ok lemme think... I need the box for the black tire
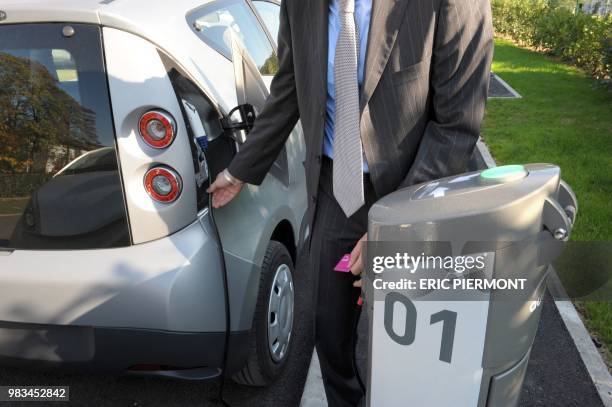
[232,241,295,386]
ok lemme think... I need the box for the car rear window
[0,24,131,250]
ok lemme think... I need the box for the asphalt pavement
[0,258,604,407]
[518,293,603,406]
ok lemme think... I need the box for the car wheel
[233,240,295,387]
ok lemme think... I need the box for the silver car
[0,0,308,386]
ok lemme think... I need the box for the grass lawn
[0,198,29,215]
[482,38,612,354]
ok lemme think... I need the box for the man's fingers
[213,192,223,209]
[213,190,231,208]
[221,190,235,206]
[207,172,232,194]
[211,190,223,208]
[211,184,242,209]
[350,254,363,276]
[348,233,367,269]
[353,279,362,288]
[348,252,359,269]
[348,243,362,269]
[206,177,221,193]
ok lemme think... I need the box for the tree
[0,51,98,175]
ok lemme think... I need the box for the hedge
[491,0,612,82]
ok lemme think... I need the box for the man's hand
[349,233,367,288]
[206,169,244,209]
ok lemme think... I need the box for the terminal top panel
[370,164,561,227]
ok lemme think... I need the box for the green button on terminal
[480,165,528,183]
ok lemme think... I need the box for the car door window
[253,1,280,43]
[190,0,278,75]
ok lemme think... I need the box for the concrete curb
[475,138,497,168]
[488,73,523,99]
[299,350,327,407]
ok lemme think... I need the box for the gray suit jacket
[229,0,493,210]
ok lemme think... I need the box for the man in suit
[208,0,493,405]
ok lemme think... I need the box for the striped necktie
[333,0,365,217]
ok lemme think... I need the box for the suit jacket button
[311,195,317,203]
[316,154,322,163]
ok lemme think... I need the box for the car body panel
[0,218,226,333]
[104,27,199,244]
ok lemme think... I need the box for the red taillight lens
[138,110,176,149]
[144,167,182,203]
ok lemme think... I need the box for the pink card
[334,254,352,273]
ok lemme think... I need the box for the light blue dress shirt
[324,0,372,172]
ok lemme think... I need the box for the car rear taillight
[138,110,176,148]
[144,166,182,203]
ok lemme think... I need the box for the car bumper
[0,217,250,376]
[0,320,249,378]
[0,218,226,331]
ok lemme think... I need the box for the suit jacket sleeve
[399,0,493,189]
[227,0,299,185]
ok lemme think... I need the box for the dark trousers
[310,157,377,407]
